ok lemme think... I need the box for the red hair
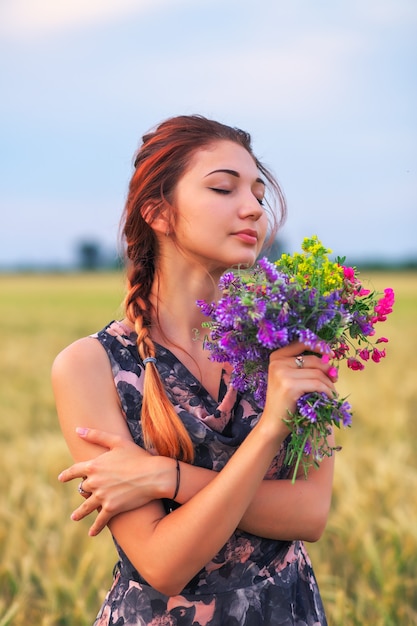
[122,115,286,462]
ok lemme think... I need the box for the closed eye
[209,187,264,206]
[209,187,230,195]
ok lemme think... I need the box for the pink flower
[373,288,395,322]
[359,348,370,361]
[343,266,355,281]
[372,348,386,363]
[384,287,395,303]
[347,357,365,371]
[376,337,389,343]
[334,343,349,359]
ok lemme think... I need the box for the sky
[0,0,416,268]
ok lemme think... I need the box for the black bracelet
[172,458,180,500]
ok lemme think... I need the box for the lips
[233,229,258,245]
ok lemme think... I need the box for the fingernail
[328,366,338,380]
[76,427,89,436]
[57,472,63,481]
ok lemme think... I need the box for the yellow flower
[275,235,344,294]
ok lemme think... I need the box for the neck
[149,253,222,349]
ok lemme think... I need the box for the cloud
[0,0,195,40]
[197,32,365,117]
[83,29,367,124]
[358,0,417,24]
[1,0,415,268]
[0,9,367,128]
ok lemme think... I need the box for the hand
[58,428,175,536]
[262,342,338,435]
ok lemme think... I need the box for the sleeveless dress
[92,320,328,626]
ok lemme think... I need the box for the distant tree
[75,239,123,271]
[76,240,102,271]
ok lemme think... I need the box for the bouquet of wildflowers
[197,236,394,481]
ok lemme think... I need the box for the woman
[53,115,336,625]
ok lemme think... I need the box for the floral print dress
[92,321,327,626]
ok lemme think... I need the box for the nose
[239,190,264,221]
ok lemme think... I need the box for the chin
[210,248,259,274]
[236,251,259,268]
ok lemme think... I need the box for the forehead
[185,140,259,178]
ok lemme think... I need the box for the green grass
[0,270,416,625]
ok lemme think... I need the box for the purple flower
[339,400,353,426]
[219,272,237,289]
[258,256,281,282]
[197,235,394,482]
[256,319,279,349]
[304,440,313,456]
[296,328,320,351]
[297,398,318,423]
[196,299,214,317]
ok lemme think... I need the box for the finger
[315,375,338,399]
[58,461,89,483]
[305,355,339,382]
[71,497,100,522]
[287,366,338,399]
[270,342,307,358]
[298,367,337,392]
[88,511,110,537]
[75,427,128,449]
[79,485,92,499]
[276,340,334,359]
[292,353,337,376]
[297,379,337,402]
[270,343,318,363]
[72,502,110,536]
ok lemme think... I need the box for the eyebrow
[205,168,265,185]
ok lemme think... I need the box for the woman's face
[172,140,269,274]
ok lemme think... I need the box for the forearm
[110,420,285,595]
[239,473,332,542]
[175,462,332,543]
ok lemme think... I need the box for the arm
[177,441,334,542]
[55,339,336,593]
[64,428,334,542]
[53,337,290,594]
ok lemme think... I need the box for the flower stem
[288,427,311,484]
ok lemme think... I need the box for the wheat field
[0,271,416,626]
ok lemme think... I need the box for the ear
[142,201,170,235]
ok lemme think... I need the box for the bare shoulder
[52,334,130,459]
[52,335,109,381]
[51,335,118,421]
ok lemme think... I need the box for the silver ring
[78,478,90,497]
[295,356,304,368]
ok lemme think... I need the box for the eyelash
[209,188,264,206]
[209,187,230,195]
